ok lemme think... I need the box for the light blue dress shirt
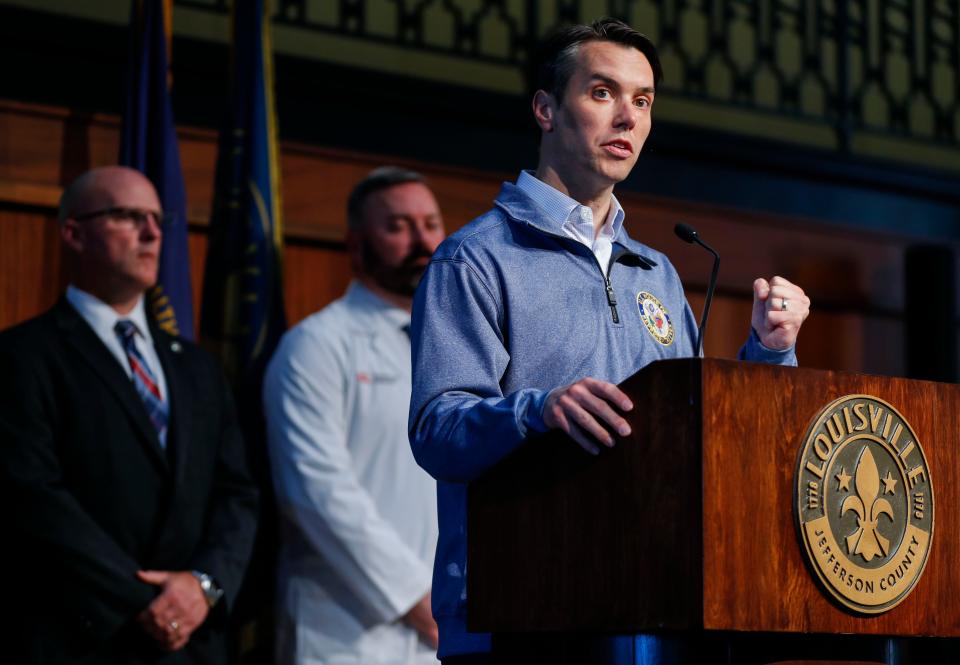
[516,170,625,273]
[65,284,169,404]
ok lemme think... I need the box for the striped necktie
[114,319,168,446]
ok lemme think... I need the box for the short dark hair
[530,17,662,104]
[347,166,426,230]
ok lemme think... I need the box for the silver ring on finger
[781,298,789,311]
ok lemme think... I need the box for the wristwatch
[191,570,224,608]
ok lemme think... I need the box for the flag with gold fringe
[200,1,285,660]
[200,0,285,383]
[120,0,194,339]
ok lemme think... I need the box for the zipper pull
[604,279,620,324]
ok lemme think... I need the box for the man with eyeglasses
[0,165,258,665]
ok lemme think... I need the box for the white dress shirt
[264,281,438,665]
[516,169,625,274]
[65,285,169,403]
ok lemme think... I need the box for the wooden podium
[467,359,960,655]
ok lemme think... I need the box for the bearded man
[264,166,447,664]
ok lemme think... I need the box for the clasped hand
[136,570,209,652]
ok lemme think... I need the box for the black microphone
[674,223,720,357]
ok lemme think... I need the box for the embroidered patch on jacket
[636,291,675,346]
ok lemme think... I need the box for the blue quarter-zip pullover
[409,181,795,657]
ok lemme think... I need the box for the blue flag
[200,5,286,657]
[119,0,194,340]
[201,0,285,389]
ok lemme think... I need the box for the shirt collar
[344,280,412,329]
[66,284,153,343]
[515,170,625,240]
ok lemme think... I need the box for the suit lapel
[54,299,169,471]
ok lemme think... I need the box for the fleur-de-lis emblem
[841,446,894,562]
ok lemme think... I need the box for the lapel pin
[170,341,182,353]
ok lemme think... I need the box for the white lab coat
[265,282,438,665]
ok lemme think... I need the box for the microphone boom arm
[674,223,720,358]
[695,237,720,358]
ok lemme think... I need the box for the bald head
[59,166,164,313]
[58,166,160,224]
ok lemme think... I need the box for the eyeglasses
[72,207,173,230]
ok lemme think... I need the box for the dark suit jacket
[0,298,259,664]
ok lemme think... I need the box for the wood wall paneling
[0,210,67,326]
[0,99,925,378]
[282,243,352,326]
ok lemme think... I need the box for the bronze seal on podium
[795,395,934,613]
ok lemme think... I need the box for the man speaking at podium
[408,18,811,664]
